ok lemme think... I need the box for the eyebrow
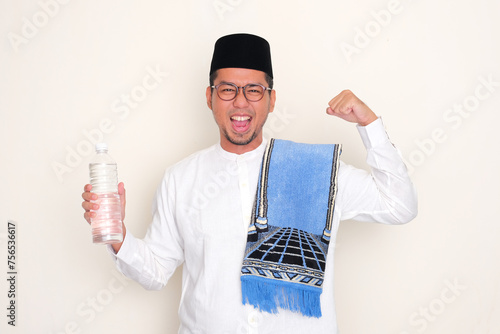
[218,81,264,86]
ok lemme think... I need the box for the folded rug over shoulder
[241,138,342,318]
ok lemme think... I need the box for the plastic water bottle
[89,143,123,244]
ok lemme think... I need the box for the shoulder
[163,144,219,180]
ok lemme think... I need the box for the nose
[233,87,249,107]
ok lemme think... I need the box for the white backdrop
[1,0,499,333]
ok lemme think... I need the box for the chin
[227,132,256,146]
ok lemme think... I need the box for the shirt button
[248,311,262,328]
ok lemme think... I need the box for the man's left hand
[326,90,378,126]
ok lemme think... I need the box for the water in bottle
[89,143,123,244]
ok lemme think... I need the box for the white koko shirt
[109,118,418,334]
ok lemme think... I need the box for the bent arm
[107,174,184,290]
[338,118,418,224]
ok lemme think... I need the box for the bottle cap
[95,143,108,152]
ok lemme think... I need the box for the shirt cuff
[356,117,390,149]
[106,230,134,261]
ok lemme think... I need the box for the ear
[206,86,213,110]
[268,89,276,113]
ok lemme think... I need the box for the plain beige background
[1,0,499,333]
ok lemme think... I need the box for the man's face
[206,68,276,154]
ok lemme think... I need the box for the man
[82,33,417,333]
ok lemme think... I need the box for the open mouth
[230,115,251,132]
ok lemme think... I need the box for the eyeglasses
[211,82,272,102]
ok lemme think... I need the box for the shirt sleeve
[336,117,418,224]
[106,170,185,290]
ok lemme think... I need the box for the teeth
[231,116,250,121]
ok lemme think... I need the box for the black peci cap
[209,33,273,78]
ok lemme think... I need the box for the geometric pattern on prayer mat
[241,225,327,288]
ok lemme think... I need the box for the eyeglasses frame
[210,82,273,102]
